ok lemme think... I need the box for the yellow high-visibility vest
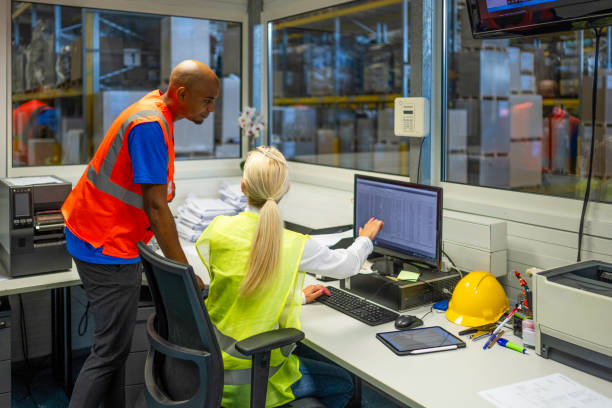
[196,212,307,407]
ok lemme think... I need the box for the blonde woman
[196,146,383,408]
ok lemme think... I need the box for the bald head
[165,60,219,124]
[169,60,219,92]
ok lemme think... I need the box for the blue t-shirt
[66,122,168,264]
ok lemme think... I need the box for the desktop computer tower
[341,269,461,312]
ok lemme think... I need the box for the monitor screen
[353,175,442,267]
[466,0,612,38]
[13,191,30,217]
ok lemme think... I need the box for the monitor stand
[342,255,461,311]
[370,255,427,276]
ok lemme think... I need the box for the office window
[268,0,430,176]
[444,0,612,202]
[11,2,241,167]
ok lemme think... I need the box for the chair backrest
[138,241,223,407]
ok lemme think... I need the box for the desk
[299,275,612,407]
[0,242,207,397]
[0,264,81,394]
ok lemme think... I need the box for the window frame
[261,0,438,186]
[438,0,612,242]
[3,0,249,181]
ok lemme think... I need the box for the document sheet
[478,373,611,408]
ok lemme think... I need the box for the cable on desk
[442,250,464,278]
[419,306,433,321]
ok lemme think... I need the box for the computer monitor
[465,0,612,39]
[353,175,443,270]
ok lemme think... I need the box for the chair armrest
[146,314,210,362]
[235,328,304,356]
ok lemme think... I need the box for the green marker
[497,338,526,354]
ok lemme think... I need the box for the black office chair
[137,242,324,408]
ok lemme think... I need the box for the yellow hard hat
[446,271,509,327]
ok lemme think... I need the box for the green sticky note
[397,270,421,282]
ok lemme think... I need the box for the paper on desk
[478,373,611,408]
[5,176,62,186]
[309,229,353,248]
[397,270,420,282]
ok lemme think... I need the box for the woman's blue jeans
[291,356,354,408]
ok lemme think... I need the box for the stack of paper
[219,181,247,211]
[176,193,238,242]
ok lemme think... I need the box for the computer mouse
[394,315,423,330]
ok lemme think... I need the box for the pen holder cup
[525,289,532,311]
[512,310,533,338]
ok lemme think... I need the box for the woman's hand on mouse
[303,284,331,303]
[358,217,384,241]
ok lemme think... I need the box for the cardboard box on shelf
[510,140,542,188]
[543,113,573,174]
[317,129,337,154]
[582,72,612,124]
[376,108,395,144]
[338,118,356,153]
[508,47,520,94]
[520,75,536,93]
[447,152,468,184]
[520,51,534,74]
[161,17,211,84]
[480,99,510,154]
[61,129,85,165]
[455,49,510,97]
[222,25,241,76]
[27,139,56,166]
[363,44,393,94]
[221,75,241,144]
[447,109,468,151]
[12,45,25,93]
[479,155,510,188]
[306,44,334,96]
[277,106,317,151]
[580,124,607,178]
[356,117,375,152]
[509,94,543,140]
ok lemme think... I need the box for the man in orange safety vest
[62,60,218,408]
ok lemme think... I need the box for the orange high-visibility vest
[62,90,175,259]
[12,99,53,163]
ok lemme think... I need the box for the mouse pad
[376,326,465,355]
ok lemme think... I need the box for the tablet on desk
[376,326,466,355]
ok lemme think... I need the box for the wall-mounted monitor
[465,0,612,38]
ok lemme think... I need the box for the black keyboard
[315,286,399,326]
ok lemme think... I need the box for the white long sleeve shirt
[198,206,373,279]
[245,205,373,279]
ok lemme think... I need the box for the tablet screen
[378,327,464,353]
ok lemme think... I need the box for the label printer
[0,177,72,277]
[533,260,612,381]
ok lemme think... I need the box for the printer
[0,177,72,277]
[533,260,612,381]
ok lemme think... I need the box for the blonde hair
[240,146,289,297]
